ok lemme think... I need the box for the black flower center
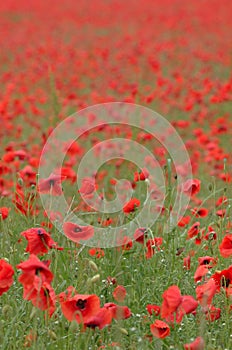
[43,288,50,297]
[35,268,42,275]
[76,299,87,310]
[221,277,230,288]
[74,226,82,233]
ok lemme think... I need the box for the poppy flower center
[35,268,42,275]
[203,260,210,265]
[37,229,43,236]
[43,288,50,297]
[49,179,55,186]
[221,277,230,288]
[74,226,82,233]
[76,299,87,309]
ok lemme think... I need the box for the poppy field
[1,1,232,349]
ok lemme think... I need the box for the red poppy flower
[88,248,105,258]
[216,209,226,217]
[187,222,200,239]
[134,227,147,244]
[146,237,163,259]
[146,304,160,316]
[24,330,37,347]
[150,320,170,339]
[60,166,77,183]
[117,236,133,250]
[123,198,140,214]
[161,285,182,319]
[219,234,232,258]
[78,177,96,197]
[60,292,100,324]
[0,259,14,296]
[38,173,65,196]
[191,207,208,217]
[161,285,198,322]
[84,307,112,330]
[28,280,56,317]
[17,255,53,300]
[183,179,201,196]
[196,278,217,306]
[194,265,209,283]
[0,207,10,220]
[63,222,94,243]
[198,256,217,268]
[204,226,217,241]
[203,305,221,322]
[178,215,191,227]
[113,285,127,302]
[21,227,62,255]
[211,266,232,291]
[178,295,198,320]
[183,256,191,270]
[216,196,228,206]
[104,302,132,320]
[134,168,149,181]
[184,336,204,350]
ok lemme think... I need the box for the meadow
[0,1,232,349]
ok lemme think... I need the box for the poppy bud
[118,327,128,335]
[48,330,57,340]
[90,274,100,284]
[2,305,12,317]
[88,260,98,272]
[18,177,24,186]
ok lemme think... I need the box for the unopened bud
[17,177,24,186]
[88,260,98,272]
[2,305,12,317]
[90,274,100,284]
[118,327,128,335]
[48,330,57,340]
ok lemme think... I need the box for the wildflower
[150,320,170,339]
[21,227,62,255]
[0,260,14,296]
[123,198,140,214]
[113,285,127,302]
[63,222,94,242]
[219,234,232,258]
